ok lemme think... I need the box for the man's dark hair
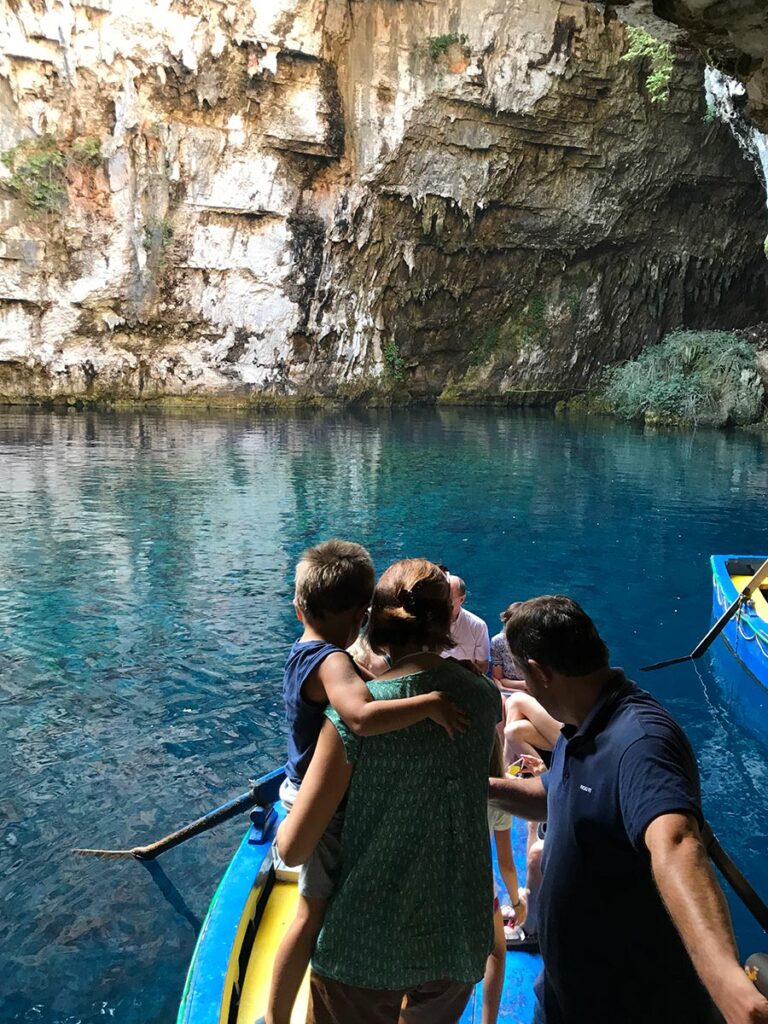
[504,596,609,677]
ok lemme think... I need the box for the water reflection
[1,407,767,1021]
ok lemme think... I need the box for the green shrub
[70,136,102,165]
[602,330,764,426]
[382,340,406,383]
[621,26,674,104]
[429,33,468,61]
[1,136,66,211]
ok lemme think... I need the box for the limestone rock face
[645,0,768,134]
[0,0,766,404]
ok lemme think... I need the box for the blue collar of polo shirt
[562,669,633,751]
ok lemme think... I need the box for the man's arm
[277,719,352,866]
[319,654,468,739]
[646,813,768,1024]
[488,775,548,821]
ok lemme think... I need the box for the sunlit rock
[0,0,766,404]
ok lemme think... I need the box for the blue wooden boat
[177,768,541,1024]
[711,555,768,692]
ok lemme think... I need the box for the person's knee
[504,718,528,743]
[296,896,327,932]
[505,692,528,722]
[527,839,544,873]
[488,938,506,967]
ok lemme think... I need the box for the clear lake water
[1,406,767,1022]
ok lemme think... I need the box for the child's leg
[505,693,561,747]
[503,717,544,763]
[523,829,544,936]
[267,895,327,1024]
[481,907,507,1024]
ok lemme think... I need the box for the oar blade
[72,847,141,858]
[641,654,692,672]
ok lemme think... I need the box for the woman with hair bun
[277,558,501,1024]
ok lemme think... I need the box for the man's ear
[527,659,552,688]
[293,600,304,624]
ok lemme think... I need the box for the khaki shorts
[277,776,344,900]
[307,971,473,1024]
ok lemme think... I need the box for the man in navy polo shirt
[489,595,768,1024]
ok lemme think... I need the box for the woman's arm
[276,720,353,867]
[491,665,527,692]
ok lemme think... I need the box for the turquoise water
[1,407,767,1023]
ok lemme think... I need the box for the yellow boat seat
[237,880,309,1024]
[730,575,768,624]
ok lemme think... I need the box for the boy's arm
[318,653,468,739]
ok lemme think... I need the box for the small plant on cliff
[428,33,468,61]
[602,330,763,427]
[1,136,67,212]
[70,136,102,165]
[382,341,406,383]
[621,26,674,104]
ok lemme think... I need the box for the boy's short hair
[367,559,453,653]
[504,595,609,677]
[294,539,374,622]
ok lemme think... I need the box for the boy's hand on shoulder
[427,691,469,739]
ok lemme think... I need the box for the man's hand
[721,968,768,1024]
[426,691,469,739]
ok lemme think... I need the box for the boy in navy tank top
[267,540,467,1024]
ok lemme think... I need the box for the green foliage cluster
[621,26,674,104]
[602,330,764,426]
[1,136,66,212]
[469,294,549,367]
[70,136,102,165]
[382,340,406,383]
[428,33,468,61]
[2,134,103,213]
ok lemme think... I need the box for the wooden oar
[642,557,768,672]
[703,823,768,932]
[73,767,283,860]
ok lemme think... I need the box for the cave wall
[0,0,766,404]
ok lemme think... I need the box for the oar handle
[132,788,264,860]
[746,954,768,998]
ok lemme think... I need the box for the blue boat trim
[177,770,284,1024]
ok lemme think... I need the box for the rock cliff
[613,1,768,135]
[0,0,766,404]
